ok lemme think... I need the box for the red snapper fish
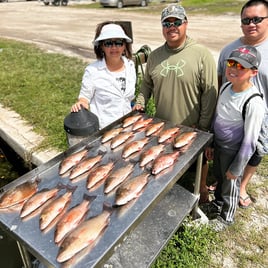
[145,121,165,136]
[54,195,96,244]
[87,162,115,190]
[69,154,103,180]
[139,144,165,167]
[57,203,113,263]
[110,131,134,149]
[122,114,142,128]
[104,163,134,194]
[132,117,153,131]
[101,127,123,143]
[115,173,150,206]
[152,151,180,175]
[158,127,180,143]
[39,187,76,231]
[174,131,197,148]
[20,186,60,218]
[59,148,89,175]
[122,137,150,159]
[0,178,39,209]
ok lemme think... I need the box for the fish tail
[57,182,69,190]
[103,202,113,215]
[98,147,107,155]
[66,184,78,193]
[82,194,97,203]
[34,176,42,185]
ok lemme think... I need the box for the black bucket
[64,107,99,147]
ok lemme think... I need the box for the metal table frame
[0,114,212,267]
[13,152,204,268]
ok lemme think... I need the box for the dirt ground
[0,0,242,62]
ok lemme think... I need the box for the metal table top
[0,113,213,267]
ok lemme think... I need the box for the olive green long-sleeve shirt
[136,37,218,131]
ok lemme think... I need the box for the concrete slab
[0,104,60,166]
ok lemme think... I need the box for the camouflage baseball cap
[161,4,187,22]
[227,45,261,69]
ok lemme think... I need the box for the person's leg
[240,165,257,201]
[221,176,240,223]
[199,161,209,203]
[215,148,239,224]
[199,149,223,219]
[239,152,262,208]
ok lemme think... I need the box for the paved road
[0,1,242,61]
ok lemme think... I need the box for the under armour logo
[160,59,186,77]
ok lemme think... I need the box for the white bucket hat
[93,24,132,46]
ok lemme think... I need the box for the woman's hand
[132,104,144,112]
[71,99,88,112]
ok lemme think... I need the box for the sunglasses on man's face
[241,16,268,25]
[103,39,124,48]
[226,60,247,70]
[162,19,185,28]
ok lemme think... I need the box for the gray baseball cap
[161,4,187,22]
[227,45,261,69]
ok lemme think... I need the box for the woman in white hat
[71,21,136,129]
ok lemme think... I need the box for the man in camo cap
[134,3,217,129]
[161,3,187,22]
[134,4,218,203]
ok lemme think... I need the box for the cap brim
[227,57,254,69]
[161,15,185,22]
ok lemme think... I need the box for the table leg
[16,241,32,268]
[192,152,203,219]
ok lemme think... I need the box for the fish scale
[59,148,89,175]
[39,189,74,231]
[158,127,180,143]
[87,162,115,189]
[101,127,123,143]
[115,173,150,206]
[57,204,113,263]
[122,114,142,128]
[69,154,103,180]
[145,121,165,136]
[110,132,134,149]
[139,144,165,167]
[152,151,180,175]
[104,163,134,194]
[20,187,60,218]
[174,131,197,148]
[122,137,150,159]
[132,118,153,131]
[0,179,39,209]
[54,195,96,244]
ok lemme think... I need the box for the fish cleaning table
[0,114,213,267]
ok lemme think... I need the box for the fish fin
[103,202,113,214]
[84,144,93,151]
[129,158,138,165]
[82,194,97,203]
[34,176,42,185]
[98,147,107,155]
[42,202,70,234]
[57,182,69,190]
[66,184,78,193]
